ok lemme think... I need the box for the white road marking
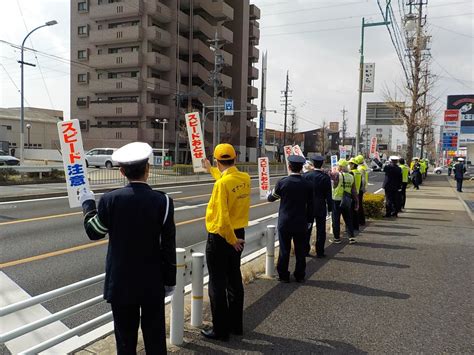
[374,188,384,194]
[174,203,208,211]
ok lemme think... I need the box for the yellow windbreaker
[206,166,251,245]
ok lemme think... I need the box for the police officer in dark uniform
[303,155,332,258]
[79,142,176,355]
[268,155,313,282]
[454,157,467,192]
[383,156,403,217]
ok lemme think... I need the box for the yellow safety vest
[351,169,362,193]
[400,164,409,183]
[332,172,354,201]
[358,165,369,190]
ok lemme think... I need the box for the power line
[0,63,31,106]
[431,24,474,38]
[431,57,472,90]
[265,1,367,16]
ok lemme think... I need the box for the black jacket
[303,169,333,217]
[383,164,403,191]
[453,162,466,179]
[268,174,313,234]
[82,182,176,304]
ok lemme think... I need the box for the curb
[446,176,474,222]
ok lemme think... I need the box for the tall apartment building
[71,0,260,163]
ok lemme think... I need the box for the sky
[0,0,472,144]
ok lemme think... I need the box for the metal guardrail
[1,215,279,353]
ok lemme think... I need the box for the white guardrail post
[190,252,204,327]
[265,225,276,277]
[170,248,185,345]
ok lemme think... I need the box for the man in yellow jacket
[201,143,251,341]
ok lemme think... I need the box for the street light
[355,17,390,156]
[19,20,58,165]
[156,119,168,169]
[26,123,31,148]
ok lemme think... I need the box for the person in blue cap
[303,155,332,258]
[79,142,176,354]
[268,155,313,282]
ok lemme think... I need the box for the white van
[85,148,118,169]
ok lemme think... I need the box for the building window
[6,125,12,130]
[78,26,88,36]
[78,50,87,60]
[77,97,88,107]
[78,73,88,83]
[116,132,123,139]
[78,1,88,12]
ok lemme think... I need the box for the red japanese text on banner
[292,145,304,157]
[57,119,90,208]
[369,137,377,158]
[185,112,206,172]
[258,157,270,200]
[283,145,292,175]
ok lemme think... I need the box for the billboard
[447,95,474,135]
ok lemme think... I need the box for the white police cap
[112,142,152,165]
[389,156,400,161]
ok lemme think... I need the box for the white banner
[283,145,293,175]
[185,112,206,173]
[362,63,375,92]
[57,119,90,208]
[292,144,305,157]
[258,157,270,200]
[339,145,347,159]
[369,136,377,158]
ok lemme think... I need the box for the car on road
[0,151,20,166]
[434,165,471,178]
[85,148,118,169]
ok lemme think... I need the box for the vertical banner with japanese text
[330,154,338,173]
[57,119,90,208]
[362,63,375,92]
[339,145,347,159]
[185,112,206,172]
[258,157,270,200]
[369,137,377,158]
[292,144,304,157]
[283,145,293,175]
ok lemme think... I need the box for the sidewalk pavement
[447,175,474,220]
[76,175,473,354]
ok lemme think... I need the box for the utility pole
[258,51,268,158]
[209,30,225,152]
[290,108,297,144]
[341,107,348,146]
[174,0,181,164]
[281,71,292,146]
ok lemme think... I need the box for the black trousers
[400,182,408,209]
[278,229,306,281]
[306,215,327,256]
[385,189,398,216]
[456,178,463,192]
[332,200,354,239]
[111,302,166,355]
[351,198,359,231]
[206,229,244,336]
[358,190,366,226]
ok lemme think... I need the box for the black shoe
[316,254,326,258]
[295,278,305,283]
[201,329,229,341]
[230,329,243,336]
[278,277,290,283]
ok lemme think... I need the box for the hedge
[363,193,385,219]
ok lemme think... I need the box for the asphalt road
[0,172,384,331]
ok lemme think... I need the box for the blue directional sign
[224,99,234,116]
[258,113,264,147]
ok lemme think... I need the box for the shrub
[363,193,385,219]
[0,168,19,182]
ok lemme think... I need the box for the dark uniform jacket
[303,169,333,217]
[454,162,466,179]
[268,174,313,234]
[383,164,402,191]
[82,182,176,304]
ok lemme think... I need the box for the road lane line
[374,188,384,194]
[0,202,273,268]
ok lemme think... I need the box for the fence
[0,216,279,354]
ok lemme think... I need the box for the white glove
[79,188,95,205]
[165,285,175,298]
[307,223,313,230]
[266,189,273,198]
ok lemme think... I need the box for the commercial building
[264,128,304,161]
[446,94,474,161]
[0,107,63,154]
[71,0,260,163]
[302,128,339,159]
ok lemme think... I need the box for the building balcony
[193,16,233,43]
[89,26,142,45]
[199,0,234,21]
[192,86,213,106]
[145,78,171,95]
[89,0,144,20]
[181,62,232,89]
[89,78,142,94]
[250,4,261,20]
[147,1,172,23]
[249,23,260,40]
[145,103,170,118]
[249,46,259,62]
[249,66,259,80]
[89,52,142,69]
[89,102,142,117]
[146,26,171,47]
[247,121,258,137]
[247,103,258,118]
[146,52,171,71]
[248,86,258,99]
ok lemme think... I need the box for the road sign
[224,99,234,116]
[362,63,375,92]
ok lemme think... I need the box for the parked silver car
[85,148,118,169]
[0,151,20,166]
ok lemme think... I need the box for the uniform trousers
[305,215,327,256]
[111,302,166,355]
[332,200,354,240]
[277,229,306,281]
[206,229,244,336]
[385,189,398,216]
[400,182,408,209]
[358,190,366,226]
[456,178,463,192]
[351,198,359,231]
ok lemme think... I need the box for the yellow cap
[348,158,357,164]
[355,155,364,164]
[213,143,236,160]
[337,159,349,167]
